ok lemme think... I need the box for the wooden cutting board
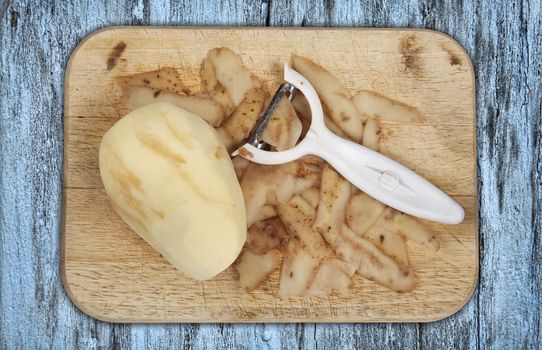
[62,27,478,323]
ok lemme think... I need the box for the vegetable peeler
[233,64,464,225]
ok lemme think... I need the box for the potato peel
[241,162,312,227]
[336,225,418,292]
[262,96,303,151]
[277,196,332,259]
[120,86,225,127]
[313,165,351,246]
[292,55,363,142]
[201,56,235,116]
[305,259,357,297]
[116,67,186,95]
[206,48,262,106]
[253,205,278,223]
[363,225,409,266]
[300,187,320,208]
[352,90,425,123]
[246,218,287,254]
[218,87,268,151]
[362,117,381,151]
[236,249,282,291]
[278,238,322,296]
[346,192,386,236]
[375,209,440,251]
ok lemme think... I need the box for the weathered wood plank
[0,1,269,349]
[472,0,542,348]
[0,0,540,349]
[268,1,542,349]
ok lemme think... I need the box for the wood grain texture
[62,27,477,323]
[0,0,540,349]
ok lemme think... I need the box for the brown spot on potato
[161,117,194,149]
[400,35,422,76]
[137,132,186,165]
[107,152,147,219]
[151,208,165,219]
[106,41,127,70]
[153,89,161,98]
[214,146,224,159]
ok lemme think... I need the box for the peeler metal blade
[246,83,296,150]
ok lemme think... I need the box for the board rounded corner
[61,262,122,324]
[423,266,479,323]
[417,29,475,82]
[64,26,130,91]
[62,28,480,323]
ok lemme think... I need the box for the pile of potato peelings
[116,48,439,296]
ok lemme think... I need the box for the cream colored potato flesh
[99,102,246,280]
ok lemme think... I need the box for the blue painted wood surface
[0,0,540,348]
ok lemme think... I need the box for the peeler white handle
[238,128,464,224]
[306,128,465,224]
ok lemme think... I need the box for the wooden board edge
[61,27,479,323]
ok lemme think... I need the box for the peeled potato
[99,102,246,280]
